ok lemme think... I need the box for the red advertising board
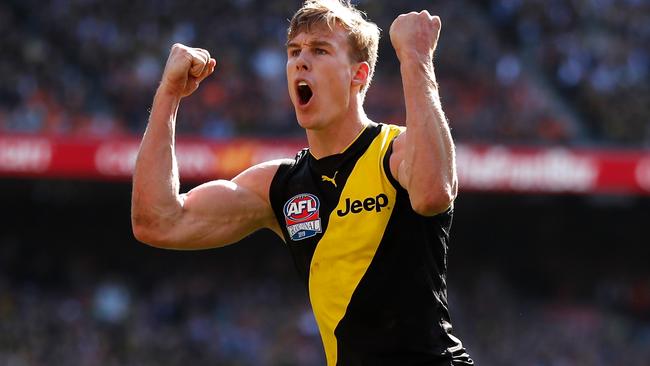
[456,145,650,195]
[1,134,649,195]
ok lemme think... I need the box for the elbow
[130,193,185,248]
[132,222,154,245]
[131,214,169,248]
[410,183,457,217]
[132,221,157,247]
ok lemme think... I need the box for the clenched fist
[389,11,441,64]
[160,43,217,98]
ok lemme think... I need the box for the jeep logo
[336,193,389,217]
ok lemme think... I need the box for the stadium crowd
[483,0,650,145]
[1,0,650,365]
[1,233,649,366]
[0,247,325,366]
[2,0,646,145]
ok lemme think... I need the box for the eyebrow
[286,40,334,49]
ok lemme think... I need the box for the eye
[289,49,300,57]
[315,48,328,55]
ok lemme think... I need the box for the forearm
[400,58,457,213]
[131,87,184,236]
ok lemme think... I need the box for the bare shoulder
[232,158,294,204]
[183,158,291,214]
[174,158,292,247]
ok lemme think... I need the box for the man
[131,0,473,365]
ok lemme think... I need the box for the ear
[351,62,370,89]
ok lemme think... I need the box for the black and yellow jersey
[269,123,473,366]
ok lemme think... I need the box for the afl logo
[283,193,322,241]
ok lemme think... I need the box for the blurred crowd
[1,243,649,366]
[483,0,650,145]
[0,230,326,366]
[1,176,650,365]
[456,271,650,366]
[1,0,646,145]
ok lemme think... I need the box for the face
[286,24,364,130]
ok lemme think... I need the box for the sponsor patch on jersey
[283,193,322,241]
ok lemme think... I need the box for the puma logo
[321,171,338,188]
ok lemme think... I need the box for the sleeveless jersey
[269,123,473,366]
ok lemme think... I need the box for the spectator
[7,0,637,145]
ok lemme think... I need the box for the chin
[296,117,318,130]
[294,111,321,130]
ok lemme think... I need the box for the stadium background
[1,0,649,365]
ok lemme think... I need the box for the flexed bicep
[167,180,273,249]
[133,160,286,250]
[389,11,457,217]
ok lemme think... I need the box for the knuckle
[195,49,209,61]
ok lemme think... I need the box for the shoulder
[233,158,294,183]
[383,123,406,135]
[250,158,295,172]
[378,123,406,152]
[376,123,406,150]
[384,123,406,144]
[232,158,294,204]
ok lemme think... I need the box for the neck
[306,106,370,159]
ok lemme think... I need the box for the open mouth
[297,81,313,105]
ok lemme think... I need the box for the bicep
[389,128,456,216]
[163,161,285,250]
[170,179,272,249]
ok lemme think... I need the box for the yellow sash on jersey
[309,124,403,366]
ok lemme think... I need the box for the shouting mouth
[297,81,313,106]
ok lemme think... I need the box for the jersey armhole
[382,137,405,193]
[269,149,308,243]
[269,149,306,203]
[381,128,455,217]
[269,161,293,243]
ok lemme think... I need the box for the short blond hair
[287,0,380,98]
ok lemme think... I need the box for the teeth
[298,81,307,86]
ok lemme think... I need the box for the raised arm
[131,43,282,250]
[388,11,458,216]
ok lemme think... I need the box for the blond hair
[287,0,380,98]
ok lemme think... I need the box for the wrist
[157,80,184,99]
[399,57,436,84]
[152,84,182,118]
[396,48,433,65]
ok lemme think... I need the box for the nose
[295,52,310,71]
